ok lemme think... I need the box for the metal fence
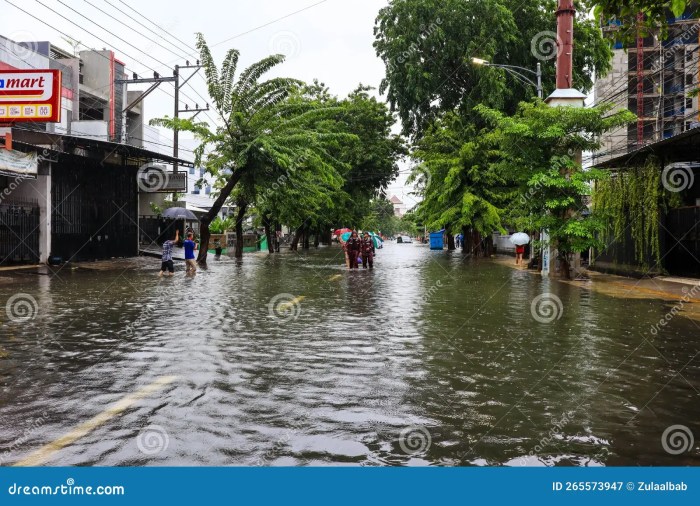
[0,200,40,264]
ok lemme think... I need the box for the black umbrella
[162,207,198,220]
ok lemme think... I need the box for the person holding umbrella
[510,232,530,266]
[346,230,362,269]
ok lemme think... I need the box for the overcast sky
[4,0,418,207]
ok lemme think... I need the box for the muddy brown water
[1,243,698,466]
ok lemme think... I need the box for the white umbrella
[509,232,530,246]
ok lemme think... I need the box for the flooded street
[1,243,699,466]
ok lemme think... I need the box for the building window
[687,98,694,109]
[199,167,205,177]
[189,167,195,175]
[687,51,693,62]
[192,187,200,195]
[205,186,211,195]
[686,121,692,131]
[686,74,694,85]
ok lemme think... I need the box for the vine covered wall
[593,156,680,269]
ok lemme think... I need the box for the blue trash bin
[429,230,444,250]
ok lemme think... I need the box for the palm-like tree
[152,33,349,262]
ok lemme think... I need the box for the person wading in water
[361,231,375,269]
[346,230,362,269]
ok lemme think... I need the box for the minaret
[545,0,586,106]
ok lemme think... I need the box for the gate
[664,207,700,277]
[51,160,138,261]
[0,200,40,264]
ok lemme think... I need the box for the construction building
[594,11,700,164]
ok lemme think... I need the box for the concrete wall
[71,120,109,141]
[78,50,112,102]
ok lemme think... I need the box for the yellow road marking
[328,274,343,281]
[13,375,177,467]
[278,295,305,310]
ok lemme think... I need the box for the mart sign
[0,69,61,122]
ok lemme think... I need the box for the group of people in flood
[343,230,376,269]
[158,228,198,277]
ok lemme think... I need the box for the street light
[471,57,542,99]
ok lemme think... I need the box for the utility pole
[117,61,208,174]
[173,62,208,175]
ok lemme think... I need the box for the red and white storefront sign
[0,69,62,122]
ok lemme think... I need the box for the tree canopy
[374,0,613,138]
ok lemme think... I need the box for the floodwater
[1,242,699,466]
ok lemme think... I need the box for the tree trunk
[290,224,304,250]
[234,200,248,259]
[464,228,474,256]
[313,228,320,248]
[560,254,571,279]
[197,169,246,264]
[302,225,310,249]
[274,222,281,252]
[447,233,455,250]
[484,234,494,256]
[262,213,274,253]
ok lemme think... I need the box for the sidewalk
[492,254,700,321]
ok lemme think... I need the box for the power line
[82,0,190,62]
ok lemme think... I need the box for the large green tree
[476,100,635,278]
[374,0,613,138]
[152,34,350,262]
[410,112,510,254]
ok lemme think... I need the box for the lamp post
[471,58,542,99]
